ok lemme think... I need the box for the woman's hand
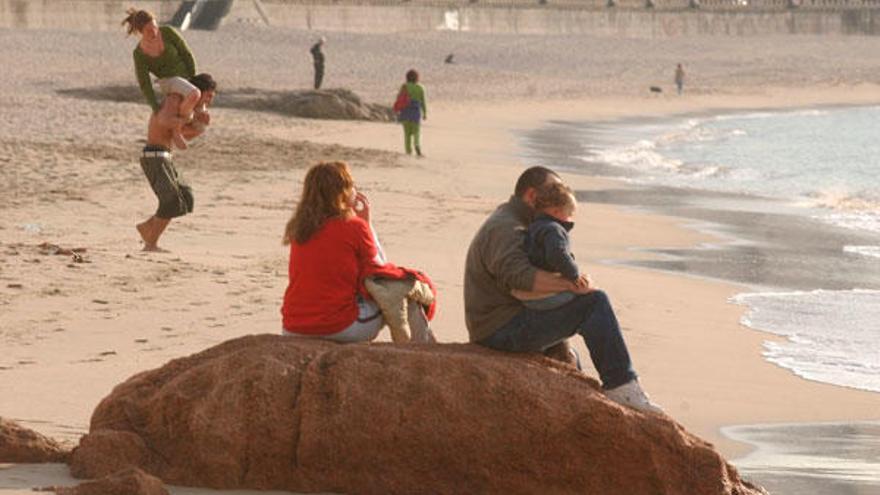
[354,191,371,223]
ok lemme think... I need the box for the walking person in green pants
[395,69,427,157]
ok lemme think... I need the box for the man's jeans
[479,290,637,390]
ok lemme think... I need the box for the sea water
[579,106,880,394]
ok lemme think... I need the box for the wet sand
[2,18,880,495]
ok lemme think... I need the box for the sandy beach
[2,7,880,493]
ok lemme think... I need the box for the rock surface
[58,85,394,121]
[0,417,68,463]
[53,467,168,495]
[69,335,766,495]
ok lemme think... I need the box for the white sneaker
[605,379,664,414]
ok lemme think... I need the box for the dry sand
[1,20,880,493]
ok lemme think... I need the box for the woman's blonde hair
[121,8,155,36]
[283,162,355,245]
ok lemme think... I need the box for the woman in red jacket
[281,161,387,342]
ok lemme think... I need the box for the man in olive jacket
[464,166,662,413]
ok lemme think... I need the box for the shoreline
[2,23,880,494]
[444,93,880,458]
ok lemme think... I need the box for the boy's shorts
[156,76,199,97]
[140,147,193,219]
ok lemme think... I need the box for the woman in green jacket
[122,8,200,149]
[396,69,427,157]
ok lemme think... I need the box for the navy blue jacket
[524,213,579,282]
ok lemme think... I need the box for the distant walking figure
[675,63,685,95]
[123,8,200,150]
[311,37,326,90]
[394,69,427,157]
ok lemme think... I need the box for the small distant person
[513,182,588,310]
[136,75,216,252]
[675,63,685,95]
[395,69,427,157]
[310,36,326,90]
[444,53,455,64]
[123,8,200,150]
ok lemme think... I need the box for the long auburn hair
[121,8,155,36]
[284,162,355,245]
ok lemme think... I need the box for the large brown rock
[0,417,68,462]
[58,85,394,121]
[69,335,766,495]
[54,467,168,495]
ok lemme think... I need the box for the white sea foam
[843,245,880,258]
[592,139,684,173]
[732,290,880,393]
[817,211,880,235]
[593,106,880,235]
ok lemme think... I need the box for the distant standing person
[311,37,326,90]
[675,63,685,95]
[395,69,427,157]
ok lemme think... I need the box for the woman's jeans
[283,297,384,343]
[479,290,637,390]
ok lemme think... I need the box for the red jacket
[282,216,382,335]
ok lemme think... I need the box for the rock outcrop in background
[69,335,766,495]
[0,417,68,463]
[58,86,394,122]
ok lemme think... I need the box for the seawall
[3,0,880,36]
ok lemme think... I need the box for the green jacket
[464,196,538,342]
[133,26,197,112]
[404,82,426,119]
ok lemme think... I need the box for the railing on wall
[264,0,880,9]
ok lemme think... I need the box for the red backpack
[392,86,410,113]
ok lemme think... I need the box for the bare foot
[141,245,170,253]
[136,222,150,244]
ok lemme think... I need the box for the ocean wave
[712,108,828,122]
[843,245,880,258]
[592,140,683,173]
[817,211,880,235]
[658,123,747,146]
[731,289,880,393]
[805,188,880,211]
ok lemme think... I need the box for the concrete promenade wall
[3,0,880,36]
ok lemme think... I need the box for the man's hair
[406,69,419,83]
[534,182,575,211]
[189,73,216,92]
[514,166,560,197]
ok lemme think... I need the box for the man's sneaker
[605,379,664,414]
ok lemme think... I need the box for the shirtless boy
[136,73,216,252]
